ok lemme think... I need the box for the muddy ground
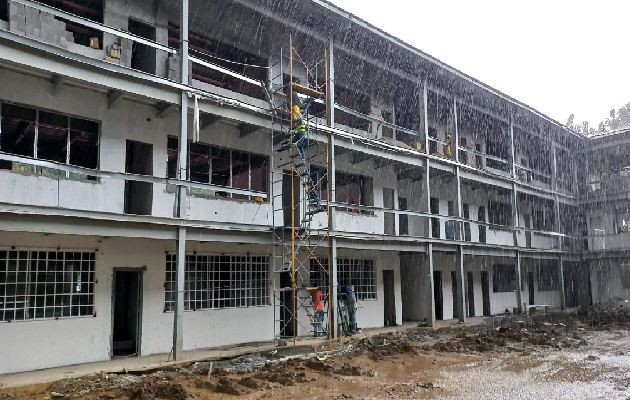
[2,301,630,400]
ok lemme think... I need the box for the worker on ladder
[277,104,306,160]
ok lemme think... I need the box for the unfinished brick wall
[8,1,67,49]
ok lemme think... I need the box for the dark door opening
[528,272,535,305]
[451,271,459,319]
[398,197,408,235]
[524,215,532,248]
[478,206,486,243]
[467,271,475,317]
[282,171,300,228]
[463,203,471,241]
[112,270,142,357]
[128,18,157,74]
[383,188,395,235]
[124,140,153,215]
[430,197,440,238]
[475,143,483,168]
[481,271,491,316]
[433,271,443,320]
[279,271,295,337]
[383,270,396,326]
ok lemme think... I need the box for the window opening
[0,250,96,322]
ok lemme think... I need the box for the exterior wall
[0,68,273,227]
[401,253,563,321]
[588,258,630,303]
[0,232,273,374]
[336,249,402,329]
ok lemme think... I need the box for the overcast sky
[329,0,629,128]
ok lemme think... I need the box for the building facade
[0,0,619,375]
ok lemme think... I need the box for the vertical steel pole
[515,250,523,313]
[173,0,189,361]
[422,83,435,326]
[327,37,338,339]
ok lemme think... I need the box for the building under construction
[0,0,627,374]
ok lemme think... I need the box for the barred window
[165,254,270,312]
[309,258,376,300]
[0,250,96,322]
[493,264,517,293]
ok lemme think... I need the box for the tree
[567,102,630,136]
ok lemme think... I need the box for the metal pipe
[173,0,189,362]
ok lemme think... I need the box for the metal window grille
[0,250,96,322]
[337,258,377,300]
[310,258,376,300]
[165,254,270,312]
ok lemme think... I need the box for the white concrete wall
[401,253,563,321]
[0,232,273,374]
[589,258,630,303]
[0,69,273,227]
[336,249,402,329]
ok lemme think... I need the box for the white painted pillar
[173,0,189,361]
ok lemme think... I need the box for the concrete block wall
[166,54,192,83]
[8,1,66,49]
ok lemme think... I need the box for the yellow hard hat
[293,105,300,114]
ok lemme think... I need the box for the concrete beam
[156,102,177,119]
[239,123,259,138]
[107,89,124,109]
[374,158,395,169]
[351,152,375,165]
[50,74,64,95]
[200,113,220,130]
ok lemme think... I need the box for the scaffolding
[269,37,333,345]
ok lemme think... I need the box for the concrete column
[423,83,429,154]
[509,113,516,178]
[512,183,519,247]
[453,98,459,163]
[555,194,561,250]
[456,246,466,323]
[326,36,338,339]
[559,256,566,310]
[515,251,522,313]
[551,140,558,192]
[173,0,189,362]
[427,243,436,327]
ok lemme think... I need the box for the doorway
[383,270,396,326]
[463,203,471,241]
[481,271,491,316]
[524,215,532,248]
[478,206,486,243]
[528,271,535,305]
[112,270,143,357]
[430,197,440,238]
[124,140,153,215]
[282,171,300,228]
[451,271,459,319]
[279,270,295,337]
[128,18,156,74]
[383,188,395,235]
[398,197,408,235]
[467,271,475,317]
[433,271,443,320]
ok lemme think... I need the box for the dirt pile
[578,297,630,328]
[426,322,587,354]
